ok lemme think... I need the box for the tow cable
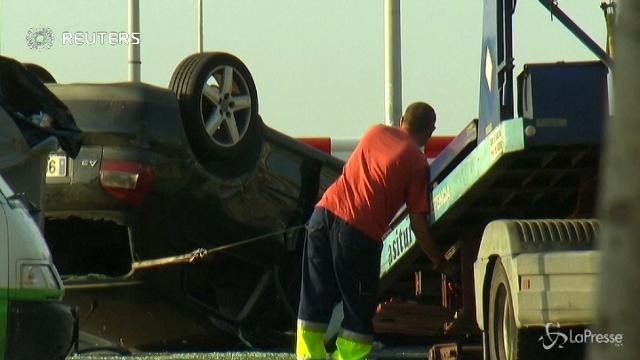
[71,225,306,355]
[131,225,306,270]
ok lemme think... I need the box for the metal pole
[128,0,141,82]
[197,0,203,52]
[589,1,640,359]
[384,0,402,126]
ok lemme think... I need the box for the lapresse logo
[25,27,140,50]
[538,323,624,350]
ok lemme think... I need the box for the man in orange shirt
[296,102,447,360]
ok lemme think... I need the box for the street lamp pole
[384,0,402,126]
[197,0,203,53]
[128,0,141,82]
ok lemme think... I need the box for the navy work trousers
[297,207,382,339]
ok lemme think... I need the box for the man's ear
[399,116,405,128]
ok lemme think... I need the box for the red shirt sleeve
[405,159,431,214]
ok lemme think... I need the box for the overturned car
[37,52,343,351]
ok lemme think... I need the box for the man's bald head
[400,102,436,147]
[401,102,436,134]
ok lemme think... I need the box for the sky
[1,0,608,139]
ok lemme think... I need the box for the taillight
[99,160,154,207]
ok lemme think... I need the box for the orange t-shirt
[317,124,430,242]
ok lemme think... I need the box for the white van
[0,55,77,360]
[0,175,74,360]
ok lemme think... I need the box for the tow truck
[371,1,614,359]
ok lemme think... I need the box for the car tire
[23,63,56,83]
[169,52,261,162]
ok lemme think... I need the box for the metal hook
[549,0,559,21]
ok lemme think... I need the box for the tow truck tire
[487,259,536,360]
[487,259,586,359]
[169,52,261,162]
[23,63,56,83]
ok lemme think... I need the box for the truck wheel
[487,259,541,360]
[487,259,586,359]
[488,259,517,359]
[23,63,56,83]
[169,52,261,161]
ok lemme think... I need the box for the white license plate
[46,154,68,177]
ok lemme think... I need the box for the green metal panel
[380,119,526,278]
[380,216,415,277]
[0,297,5,360]
[431,118,525,221]
[7,288,63,302]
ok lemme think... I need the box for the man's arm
[409,212,444,268]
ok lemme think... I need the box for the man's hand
[409,212,442,264]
